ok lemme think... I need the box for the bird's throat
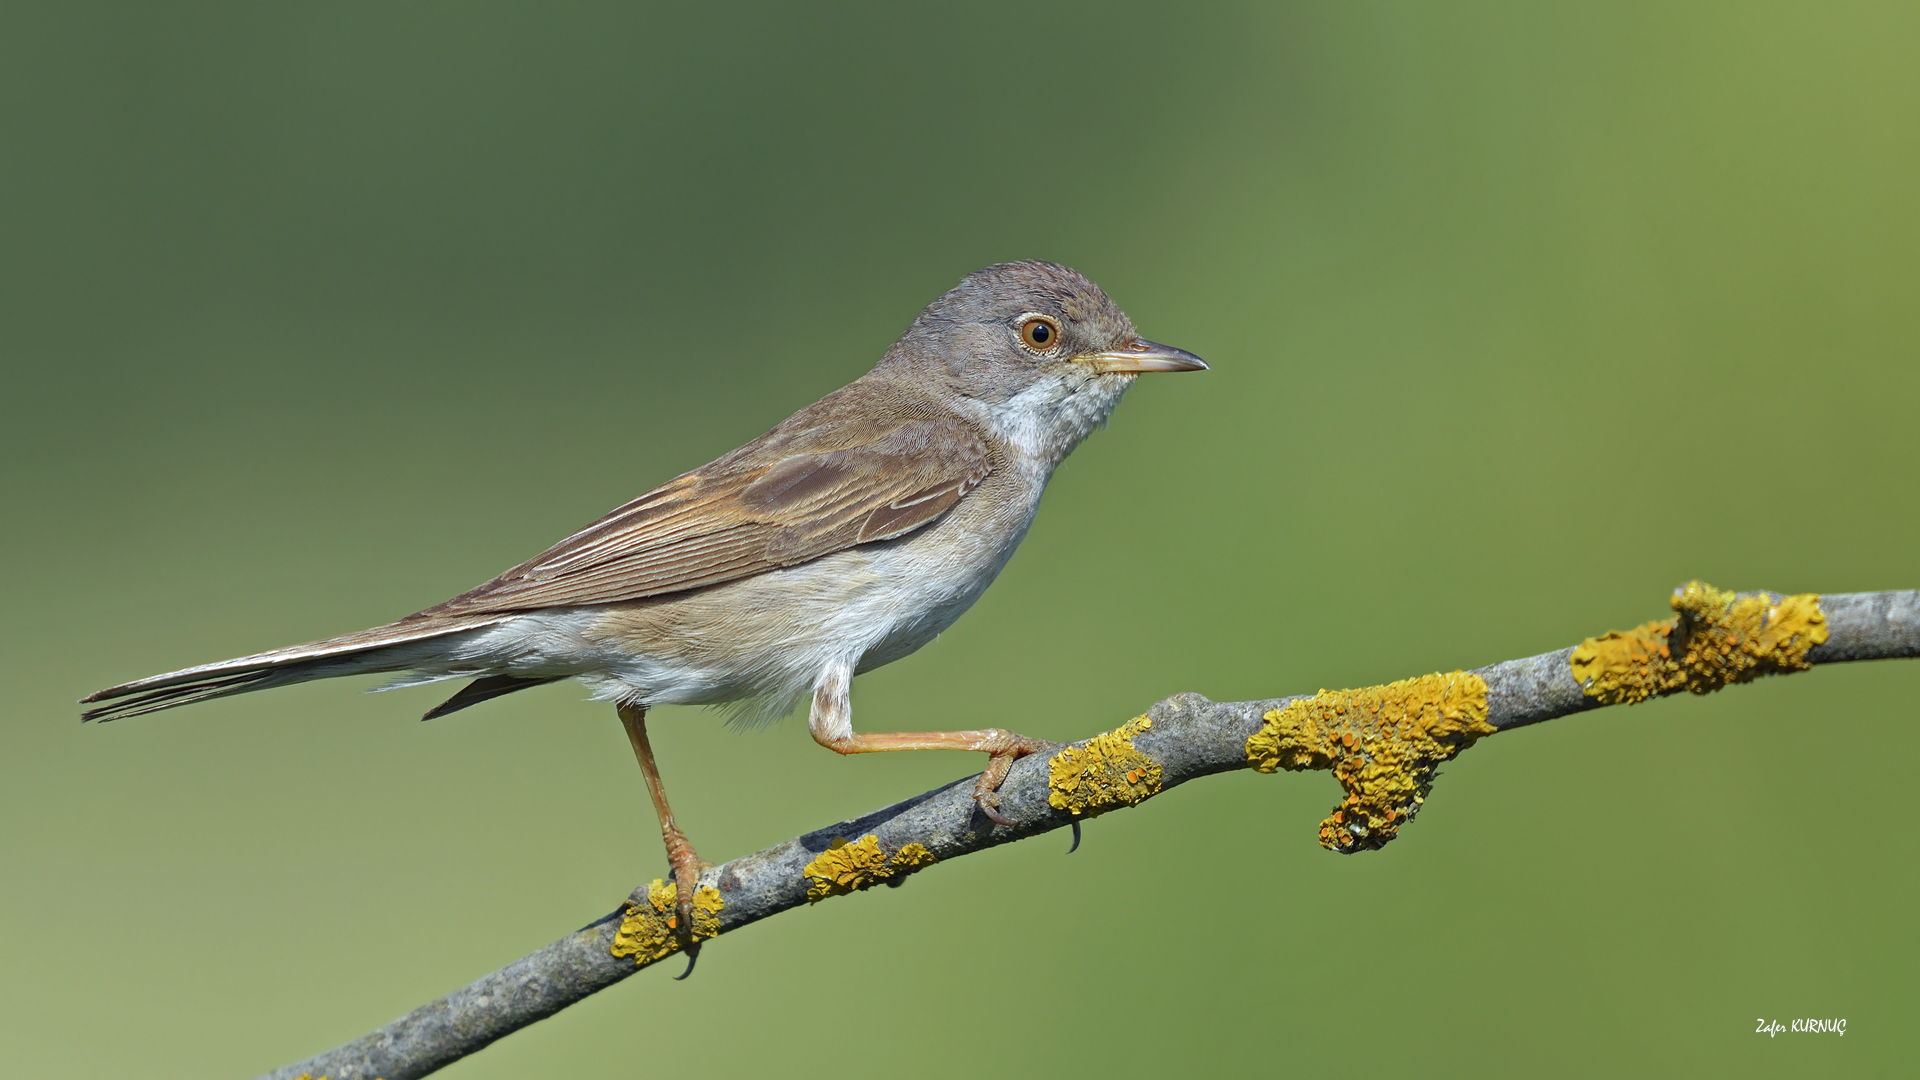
[984,371,1135,475]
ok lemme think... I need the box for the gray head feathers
[876,261,1141,403]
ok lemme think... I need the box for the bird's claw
[975,788,1016,826]
[667,853,713,978]
[970,733,1058,827]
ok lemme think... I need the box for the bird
[81,260,1206,971]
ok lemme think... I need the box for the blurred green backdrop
[3,2,1915,1076]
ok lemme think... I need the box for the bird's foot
[970,730,1057,826]
[662,824,713,979]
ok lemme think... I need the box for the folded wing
[418,410,994,615]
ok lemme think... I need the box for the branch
[261,585,1918,1080]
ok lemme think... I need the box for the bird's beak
[1074,338,1209,374]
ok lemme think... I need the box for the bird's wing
[420,411,994,614]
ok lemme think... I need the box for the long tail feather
[79,614,509,723]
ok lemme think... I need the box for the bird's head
[880,260,1206,464]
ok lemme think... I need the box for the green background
[3,2,1914,1076]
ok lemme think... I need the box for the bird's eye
[1019,316,1060,350]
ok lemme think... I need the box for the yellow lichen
[610,878,724,965]
[1570,581,1828,706]
[1046,715,1162,816]
[1568,619,1674,704]
[1245,671,1493,854]
[802,835,938,901]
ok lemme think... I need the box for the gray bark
[261,589,1919,1080]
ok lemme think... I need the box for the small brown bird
[82,261,1205,969]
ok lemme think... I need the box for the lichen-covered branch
[261,584,1918,1080]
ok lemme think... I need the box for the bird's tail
[78,614,511,723]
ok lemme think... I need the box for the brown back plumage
[417,381,993,616]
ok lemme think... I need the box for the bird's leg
[616,701,710,976]
[807,660,1051,826]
